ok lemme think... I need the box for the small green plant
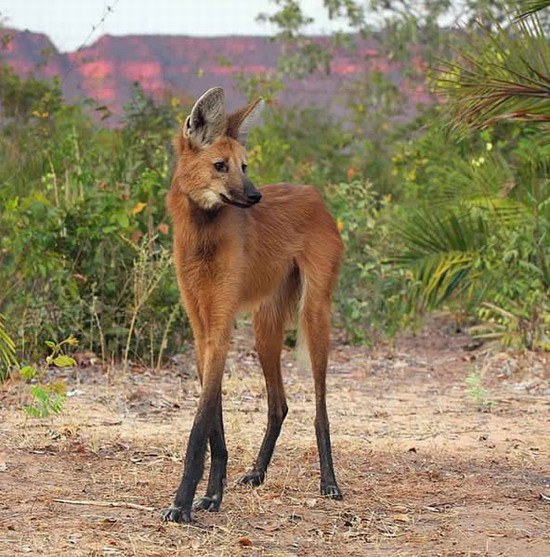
[465,370,493,412]
[19,335,78,418]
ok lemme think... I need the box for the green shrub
[326,180,412,344]
[0,74,189,363]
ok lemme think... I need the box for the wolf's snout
[247,190,262,204]
[244,177,262,205]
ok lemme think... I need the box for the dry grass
[1,319,549,556]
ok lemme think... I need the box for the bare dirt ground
[1,319,549,557]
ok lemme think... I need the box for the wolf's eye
[214,161,227,172]
[241,163,248,173]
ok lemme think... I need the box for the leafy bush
[0,74,188,363]
[326,180,411,343]
[248,104,351,187]
[388,124,549,348]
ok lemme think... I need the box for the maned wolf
[162,87,344,523]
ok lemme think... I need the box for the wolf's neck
[186,196,222,225]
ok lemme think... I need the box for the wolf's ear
[184,87,227,148]
[226,98,264,145]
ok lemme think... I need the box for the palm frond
[391,209,489,261]
[515,0,550,20]
[435,153,515,200]
[416,251,480,307]
[463,195,532,225]
[389,210,491,308]
[436,11,550,131]
[0,313,17,381]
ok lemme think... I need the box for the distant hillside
[0,28,432,119]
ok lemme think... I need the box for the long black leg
[194,394,228,511]
[304,303,342,499]
[240,310,288,487]
[161,343,228,523]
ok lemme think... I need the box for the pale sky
[0,0,353,52]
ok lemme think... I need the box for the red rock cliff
[1,29,432,119]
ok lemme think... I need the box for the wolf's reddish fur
[161,88,344,523]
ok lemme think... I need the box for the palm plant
[390,1,550,348]
[437,1,550,131]
[392,152,548,346]
[391,150,545,293]
[391,209,489,309]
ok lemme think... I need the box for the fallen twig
[539,493,550,503]
[53,498,156,512]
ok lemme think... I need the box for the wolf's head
[172,87,264,210]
